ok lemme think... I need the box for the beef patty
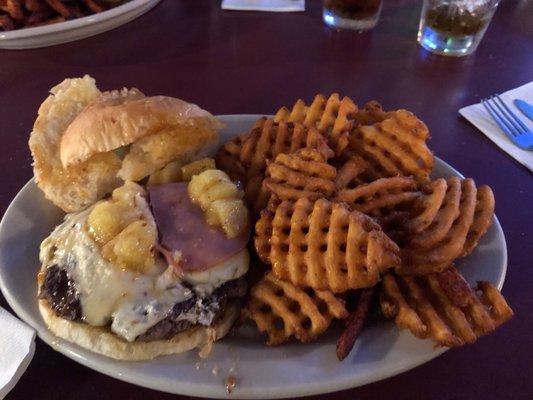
[39,265,246,341]
[137,278,247,342]
[39,265,82,320]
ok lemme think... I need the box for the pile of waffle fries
[0,0,126,31]
[216,94,514,360]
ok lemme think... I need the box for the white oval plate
[0,115,507,399]
[0,0,160,49]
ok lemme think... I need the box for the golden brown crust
[380,267,513,347]
[399,178,490,275]
[245,273,347,345]
[263,148,337,201]
[30,76,222,211]
[118,121,219,181]
[462,185,495,256]
[29,75,122,212]
[336,287,376,361]
[336,176,419,216]
[216,118,334,219]
[255,197,400,293]
[274,93,358,155]
[60,93,221,168]
[348,109,434,183]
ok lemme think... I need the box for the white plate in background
[0,0,160,49]
[0,115,507,398]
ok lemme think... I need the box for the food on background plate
[0,0,130,31]
[216,93,512,360]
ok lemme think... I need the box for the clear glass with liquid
[323,0,383,31]
[417,0,500,56]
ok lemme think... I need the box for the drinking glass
[417,0,501,56]
[323,0,383,31]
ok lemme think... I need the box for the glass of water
[323,0,383,31]
[417,0,501,56]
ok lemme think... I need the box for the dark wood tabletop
[1,1,532,399]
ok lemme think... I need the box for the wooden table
[1,1,532,399]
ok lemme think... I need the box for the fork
[481,95,533,150]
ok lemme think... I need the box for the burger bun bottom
[38,299,239,360]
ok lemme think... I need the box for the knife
[514,99,533,121]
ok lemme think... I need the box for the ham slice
[148,183,248,272]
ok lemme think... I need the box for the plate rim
[0,114,508,399]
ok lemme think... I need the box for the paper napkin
[221,0,305,12]
[0,307,36,399]
[459,81,533,172]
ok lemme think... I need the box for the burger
[31,76,249,360]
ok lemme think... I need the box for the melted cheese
[40,209,192,341]
[183,249,249,296]
[39,207,248,342]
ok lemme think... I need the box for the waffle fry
[245,273,348,345]
[380,267,513,347]
[462,185,495,256]
[0,14,15,29]
[263,148,337,201]
[217,118,334,186]
[404,178,447,233]
[26,0,50,12]
[348,109,434,183]
[46,0,85,18]
[275,93,358,155]
[408,177,463,249]
[399,178,494,275]
[339,177,447,243]
[336,287,375,361]
[1,0,24,21]
[240,118,334,180]
[215,134,249,183]
[218,118,334,215]
[244,174,272,218]
[353,100,388,126]
[84,0,104,13]
[255,197,400,293]
[336,176,420,217]
[235,95,504,356]
[334,154,383,188]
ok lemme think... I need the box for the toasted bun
[117,117,220,182]
[39,299,239,361]
[60,94,222,180]
[29,76,122,213]
[30,76,222,212]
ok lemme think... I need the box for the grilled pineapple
[102,220,157,272]
[188,169,248,238]
[147,157,217,186]
[87,181,157,272]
